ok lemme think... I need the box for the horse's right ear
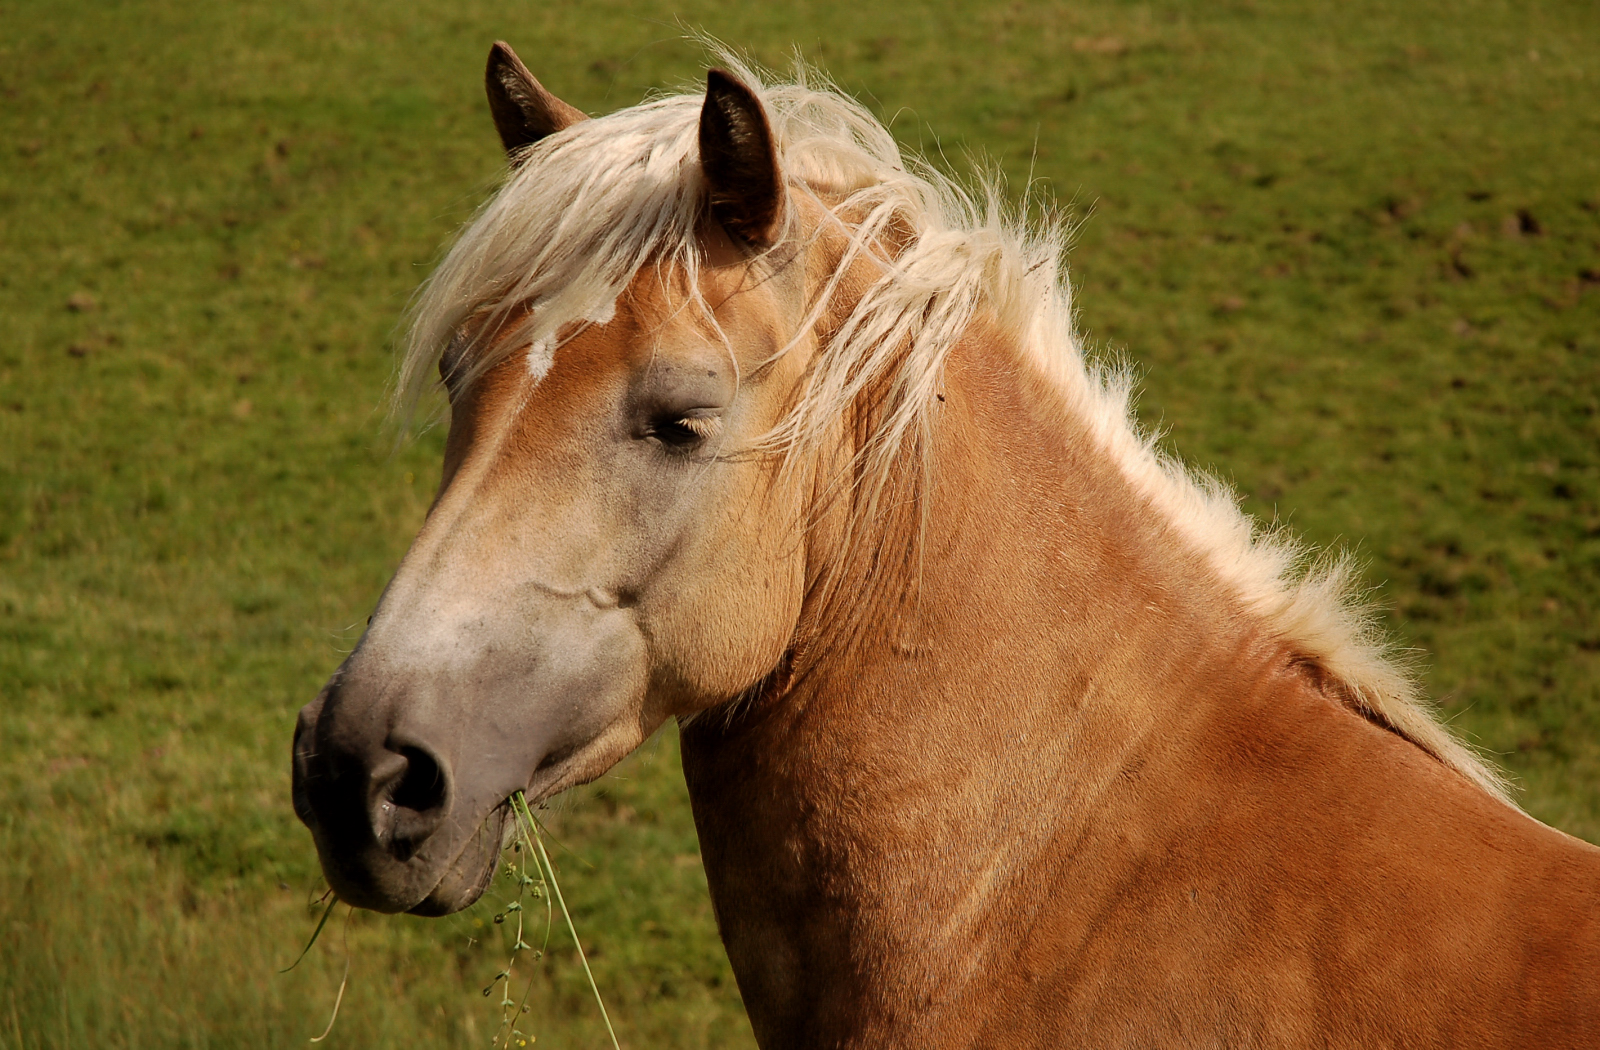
[485,42,587,164]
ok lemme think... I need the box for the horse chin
[407,803,510,917]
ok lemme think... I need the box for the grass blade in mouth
[280,893,339,974]
[308,952,350,1043]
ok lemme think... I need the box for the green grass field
[2,0,1596,1046]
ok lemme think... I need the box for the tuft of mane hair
[397,50,1513,805]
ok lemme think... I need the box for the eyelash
[647,414,721,448]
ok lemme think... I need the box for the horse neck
[679,320,1295,1043]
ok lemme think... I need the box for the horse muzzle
[290,602,650,915]
[291,673,528,915]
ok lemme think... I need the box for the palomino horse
[293,43,1600,1047]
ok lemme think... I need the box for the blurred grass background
[1,0,1596,1046]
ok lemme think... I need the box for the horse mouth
[406,751,591,915]
[406,802,511,916]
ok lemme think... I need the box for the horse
[291,42,1600,1048]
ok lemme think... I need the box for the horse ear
[485,42,587,164]
[699,69,785,248]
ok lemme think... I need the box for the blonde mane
[399,56,1512,804]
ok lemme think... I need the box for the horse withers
[292,42,1600,1048]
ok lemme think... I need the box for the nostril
[373,744,450,859]
[390,746,446,814]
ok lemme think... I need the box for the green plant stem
[513,792,622,1050]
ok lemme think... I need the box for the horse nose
[369,739,452,860]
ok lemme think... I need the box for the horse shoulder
[968,666,1600,1048]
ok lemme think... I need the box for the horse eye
[645,414,720,450]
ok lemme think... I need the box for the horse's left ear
[699,69,785,248]
[485,41,587,164]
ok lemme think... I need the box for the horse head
[292,45,842,915]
